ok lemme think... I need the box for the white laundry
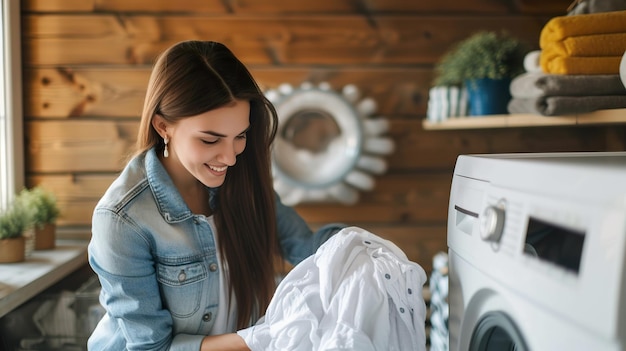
[238,226,428,351]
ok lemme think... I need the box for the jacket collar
[145,148,195,223]
[144,148,220,223]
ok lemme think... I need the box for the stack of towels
[426,86,468,122]
[508,10,626,116]
[540,10,626,75]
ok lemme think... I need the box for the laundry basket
[73,275,105,342]
[3,275,105,351]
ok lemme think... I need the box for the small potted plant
[17,187,61,250]
[433,30,528,116]
[0,203,29,263]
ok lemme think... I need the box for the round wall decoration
[265,82,395,206]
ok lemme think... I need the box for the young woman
[88,40,344,351]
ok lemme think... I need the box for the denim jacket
[88,148,344,351]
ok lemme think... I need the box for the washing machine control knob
[480,205,505,242]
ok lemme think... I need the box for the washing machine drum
[470,312,528,351]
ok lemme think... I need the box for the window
[0,0,24,210]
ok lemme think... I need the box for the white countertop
[0,240,89,318]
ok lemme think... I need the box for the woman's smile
[207,164,228,175]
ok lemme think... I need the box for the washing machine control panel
[479,204,505,243]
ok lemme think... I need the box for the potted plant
[17,187,61,250]
[433,30,528,116]
[426,47,470,122]
[0,203,30,263]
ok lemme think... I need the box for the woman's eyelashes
[201,134,246,145]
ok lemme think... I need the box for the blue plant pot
[466,78,512,116]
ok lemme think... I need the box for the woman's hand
[200,333,251,351]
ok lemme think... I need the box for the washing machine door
[470,311,528,351]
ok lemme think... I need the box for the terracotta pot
[0,236,26,263]
[35,222,56,250]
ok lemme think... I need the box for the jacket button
[209,263,218,272]
[202,312,212,322]
[178,270,186,282]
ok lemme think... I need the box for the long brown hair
[136,40,279,329]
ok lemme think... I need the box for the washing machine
[447,152,626,351]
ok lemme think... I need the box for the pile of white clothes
[238,226,428,351]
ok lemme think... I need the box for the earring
[163,136,169,158]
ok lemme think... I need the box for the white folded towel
[524,50,542,73]
[427,86,469,121]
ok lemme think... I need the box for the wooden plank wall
[20,0,626,272]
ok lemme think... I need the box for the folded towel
[540,10,626,47]
[542,33,626,58]
[523,50,542,73]
[426,86,468,121]
[540,55,622,75]
[507,95,626,116]
[510,72,626,98]
[568,0,626,15]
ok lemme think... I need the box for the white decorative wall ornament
[619,51,626,87]
[266,82,395,206]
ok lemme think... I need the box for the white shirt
[207,215,237,335]
[238,226,428,351]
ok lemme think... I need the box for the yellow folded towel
[542,33,626,57]
[540,10,626,47]
[541,56,623,75]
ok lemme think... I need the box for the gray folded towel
[510,72,626,99]
[568,0,626,15]
[507,95,626,116]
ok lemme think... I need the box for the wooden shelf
[422,108,626,130]
[0,240,88,318]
